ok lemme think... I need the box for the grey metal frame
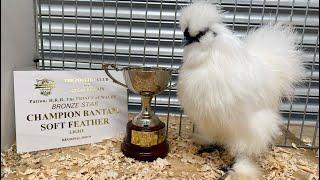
[34,0,319,149]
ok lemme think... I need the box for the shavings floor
[1,115,319,180]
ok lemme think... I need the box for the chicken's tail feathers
[245,23,305,98]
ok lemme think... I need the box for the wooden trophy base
[121,121,169,162]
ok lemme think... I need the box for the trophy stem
[132,93,160,127]
[141,94,153,115]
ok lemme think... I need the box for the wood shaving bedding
[1,116,318,180]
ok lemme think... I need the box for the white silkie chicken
[177,1,305,179]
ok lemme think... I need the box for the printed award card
[13,69,128,153]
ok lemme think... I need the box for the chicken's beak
[182,39,193,47]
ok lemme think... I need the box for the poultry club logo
[34,79,55,96]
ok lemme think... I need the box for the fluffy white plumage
[177,1,305,179]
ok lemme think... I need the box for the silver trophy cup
[103,64,174,161]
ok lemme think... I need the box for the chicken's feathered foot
[219,156,260,179]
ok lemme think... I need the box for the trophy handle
[102,64,128,88]
[167,82,177,89]
[166,68,180,89]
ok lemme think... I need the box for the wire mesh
[35,0,319,149]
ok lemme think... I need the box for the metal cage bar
[75,0,78,69]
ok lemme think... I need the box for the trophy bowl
[103,64,174,161]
